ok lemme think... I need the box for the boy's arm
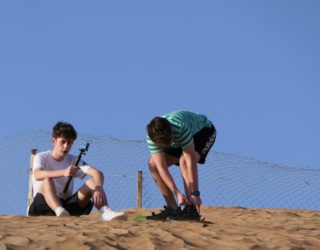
[153,153,187,205]
[83,166,106,208]
[182,144,199,192]
[182,144,201,212]
[34,167,73,181]
[83,166,104,188]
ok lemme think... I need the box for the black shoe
[146,206,178,220]
[177,205,201,221]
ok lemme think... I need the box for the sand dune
[0,206,319,249]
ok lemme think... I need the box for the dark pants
[28,192,93,216]
[164,125,216,165]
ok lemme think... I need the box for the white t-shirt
[32,151,90,200]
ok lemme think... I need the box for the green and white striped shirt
[147,110,213,154]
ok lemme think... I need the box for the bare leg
[38,178,62,211]
[148,154,179,208]
[77,178,108,209]
[78,178,127,221]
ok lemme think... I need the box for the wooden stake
[28,149,37,208]
[137,170,143,208]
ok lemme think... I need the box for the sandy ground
[0,206,319,250]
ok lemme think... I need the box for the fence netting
[0,131,319,215]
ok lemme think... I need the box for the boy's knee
[42,177,52,182]
[148,159,157,172]
[41,177,54,187]
[97,170,104,181]
[179,157,187,167]
[85,178,95,188]
[38,177,54,193]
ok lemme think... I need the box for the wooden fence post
[28,149,37,208]
[137,170,143,208]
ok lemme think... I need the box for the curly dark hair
[52,121,77,140]
[146,117,172,147]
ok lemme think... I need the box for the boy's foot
[100,208,128,221]
[55,207,70,217]
[146,206,181,220]
[177,205,201,221]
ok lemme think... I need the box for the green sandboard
[134,215,149,222]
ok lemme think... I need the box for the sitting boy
[28,121,127,221]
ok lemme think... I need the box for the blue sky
[0,1,319,169]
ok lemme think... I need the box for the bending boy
[28,121,127,221]
[146,110,216,219]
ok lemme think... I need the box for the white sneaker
[58,210,70,217]
[100,208,127,221]
[55,207,70,217]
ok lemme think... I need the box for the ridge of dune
[0,206,319,250]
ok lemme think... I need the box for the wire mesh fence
[0,131,320,216]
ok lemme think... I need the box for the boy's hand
[176,191,189,206]
[64,165,79,177]
[92,186,106,208]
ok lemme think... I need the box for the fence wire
[0,131,319,215]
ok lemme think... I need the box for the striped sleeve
[146,136,163,154]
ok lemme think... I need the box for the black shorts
[164,125,216,165]
[28,192,93,216]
